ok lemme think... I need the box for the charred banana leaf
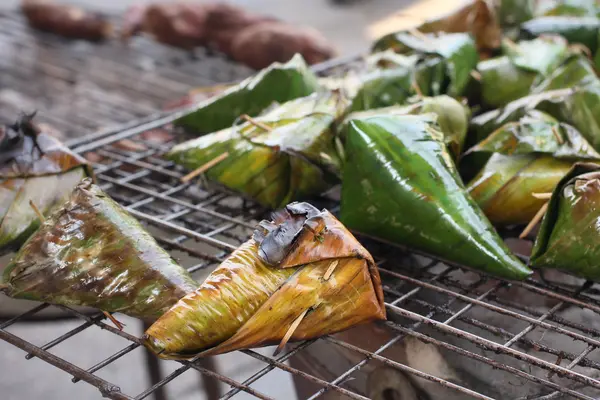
[340,113,531,280]
[476,36,574,108]
[344,95,469,159]
[144,202,386,359]
[1,179,198,319]
[167,91,346,209]
[175,54,320,133]
[465,112,600,225]
[0,116,93,253]
[530,162,600,280]
[371,32,478,98]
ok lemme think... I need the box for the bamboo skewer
[274,308,310,356]
[240,114,273,132]
[29,200,45,223]
[323,260,339,281]
[180,152,230,183]
[551,126,564,145]
[470,70,482,81]
[520,202,549,239]
[532,192,552,200]
[102,311,125,331]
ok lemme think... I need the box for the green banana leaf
[343,95,469,159]
[167,91,347,209]
[464,113,600,225]
[469,82,600,150]
[0,117,94,253]
[144,202,385,359]
[1,179,198,319]
[371,32,478,98]
[340,113,532,280]
[530,162,600,280]
[531,54,598,92]
[520,16,600,56]
[175,54,320,134]
[499,0,536,26]
[476,36,573,108]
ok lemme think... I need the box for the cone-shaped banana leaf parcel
[0,117,94,253]
[465,111,600,226]
[167,91,347,209]
[332,32,477,113]
[144,202,385,359]
[1,179,198,319]
[475,36,579,109]
[339,112,531,280]
[530,163,600,281]
[175,54,320,134]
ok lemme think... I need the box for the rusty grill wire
[2,8,600,400]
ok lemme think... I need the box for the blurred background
[0,0,459,399]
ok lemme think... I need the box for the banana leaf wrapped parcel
[465,112,600,225]
[0,115,93,253]
[144,202,385,359]
[340,112,532,280]
[342,95,469,159]
[475,36,576,108]
[1,179,198,319]
[371,32,478,99]
[530,162,600,280]
[175,54,320,133]
[167,91,347,209]
[469,83,600,150]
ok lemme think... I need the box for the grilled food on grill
[464,111,600,225]
[144,202,385,359]
[0,114,93,253]
[175,54,320,133]
[168,91,346,209]
[22,0,112,42]
[0,179,197,320]
[530,162,600,280]
[340,112,532,280]
[371,31,478,99]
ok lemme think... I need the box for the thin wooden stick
[409,28,432,42]
[274,308,309,356]
[532,192,552,200]
[470,70,482,81]
[551,126,564,144]
[103,311,125,331]
[29,200,45,222]
[180,152,230,183]
[323,260,339,281]
[411,78,423,97]
[240,114,273,132]
[520,202,549,239]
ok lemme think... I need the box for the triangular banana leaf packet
[340,113,532,280]
[469,82,600,149]
[144,202,385,359]
[519,16,600,65]
[0,115,94,253]
[175,54,320,134]
[167,91,347,209]
[475,36,575,108]
[371,31,478,98]
[342,95,469,159]
[1,179,198,319]
[464,111,600,225]
[530,162,600,280]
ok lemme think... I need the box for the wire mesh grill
[2,7,600,400]
[1,114,600,400]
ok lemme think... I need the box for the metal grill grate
[1,112,600,400]
[2,8,600,400]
